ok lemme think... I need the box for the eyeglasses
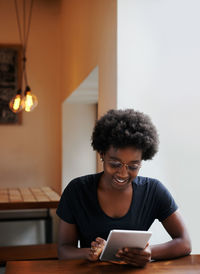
[107,160,141,172]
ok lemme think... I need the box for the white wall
[117,0,200,253]
[62,103,97,190]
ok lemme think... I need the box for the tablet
[99,229,152,261]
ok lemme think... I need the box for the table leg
[45,209,52,243]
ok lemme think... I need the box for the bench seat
[0,243,57,265]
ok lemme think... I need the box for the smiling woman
[56,109,191,267]
[101,146,142,190]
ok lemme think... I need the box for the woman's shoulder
[63,172,102,192]
[134,176,169,194]
[134,176,160,185]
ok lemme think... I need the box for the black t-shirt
[56,172,178,248]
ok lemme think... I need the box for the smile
[114,177,129,184]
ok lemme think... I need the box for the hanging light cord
[14,0,34,89]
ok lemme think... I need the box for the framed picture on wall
[0,44,22,124]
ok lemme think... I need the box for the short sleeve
[56,182,76,224]
[155,180,178,222]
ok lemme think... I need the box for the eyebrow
[108,156,141,164]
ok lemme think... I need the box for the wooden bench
[0,186,60,244]
[0,243,57,265]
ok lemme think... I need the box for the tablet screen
[99,229,152,261]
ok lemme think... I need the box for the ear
[100,153,104,162]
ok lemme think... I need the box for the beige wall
[0,0,117,202]
[0,0,117,245]
[0,0,61,193]
[60,0,117,117]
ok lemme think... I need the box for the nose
[117,164,129,177]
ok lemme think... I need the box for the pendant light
[24,85,38,112]
[9,0,38,113]
[9,89,24,113]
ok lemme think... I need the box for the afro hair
[91,109,159,160]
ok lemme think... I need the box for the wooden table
[0,186,60,210]
[5,255,200,274]
[0,186,60,243]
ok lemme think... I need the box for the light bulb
[9,90,24,113]
[24,90,38,112]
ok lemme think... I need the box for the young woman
[57,109,191,267]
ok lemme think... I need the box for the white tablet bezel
[99,229,152,261]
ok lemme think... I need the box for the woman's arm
[116,210,191,267]
[58,219,105,261]
[58,219,89,260]
[151,210,192,260]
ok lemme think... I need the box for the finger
[90,246,97,252]
[91,244,103,257]
[91,241,97,247]
[88,253,99,261]
[120,247,151,261]
[121,253,150,266]
[90,244,100,256]
[91,241,101,251]
[124,253,150,262]
[121,252,150,266]
[115,249,123,258]
[122,251,151,262]
[89,248,101,259]
[123,247,150,257]
[90,237,106,260]
[95,237,106,246]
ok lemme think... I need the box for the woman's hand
[115,243,151,267]
[88,237,106,261]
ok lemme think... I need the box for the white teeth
[116,178,127,183]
